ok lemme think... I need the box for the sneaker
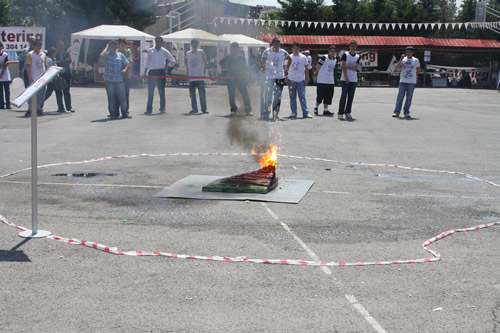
[159,109,166,114]
[338,114,344,120]
[37,111,44,116]
[289,114,297,120]
[323,110,334,117]
[345,114,353,120]
[144,111,152,115]
[404,114,411,119]
[202,110,209,114]
[67,109,75,113]
[189,110,198,114]
[228,112,236,117]
[303,114,313,119]
[313,107,318,115]
[245,111,253,116]
[58,109,70,113]
[122,114,132,119]
[392,113,400,118]
[24,111,31,117]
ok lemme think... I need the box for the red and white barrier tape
[0,214,498,266]
[1,152,498,267]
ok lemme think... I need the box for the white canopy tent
[70,25,155,67]
[162,28,230,75]
[219,34,268,63]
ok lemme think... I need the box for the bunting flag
[213,17,500,32]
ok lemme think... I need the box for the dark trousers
[146,69,166,112]
[0,81,10,108]
[61,76,72,110]
[227,80,251,113]
[23,70,29,88]
[338,81,357,115]
[44,83,64,110]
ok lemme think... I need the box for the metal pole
[19,93,50,238]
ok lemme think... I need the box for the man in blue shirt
[99,40,130,119]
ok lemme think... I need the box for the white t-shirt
[262,47,288,79]
[306,55,312,70]
[0,52,11,82]
[287,53,308,82]
[399,57,420,84]
[186,50,205,82]
[340,52,360,83]
[26,50,48,81]
[316,55,337,84]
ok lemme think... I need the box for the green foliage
[0,0,157,46]
[267,0,499,39]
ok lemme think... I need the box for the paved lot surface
[1,83,499,333]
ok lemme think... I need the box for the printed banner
[70,35,82,69]
[358,50,378,67]
[427,64,490,84]
[0,27,46,52]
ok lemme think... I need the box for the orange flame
[252,143,278,168]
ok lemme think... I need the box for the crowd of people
[3,35,422,121]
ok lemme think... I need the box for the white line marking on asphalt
[322,190,498,200]
[0,180,165,189]
[345,295,389,333]
[261,202,388,333]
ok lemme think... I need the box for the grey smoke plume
[226,117,270,157]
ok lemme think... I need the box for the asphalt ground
[0,81,499,333]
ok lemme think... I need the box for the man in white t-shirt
[26,39,48,117]
[393,46,421,119]
[338,40,360,121]
[260,37,290,121]
[285,42,312,119]
[186,39,208,114]
[314,45,337,117]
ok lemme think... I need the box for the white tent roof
[219,34,268,48]
[72,25,154,41]
[162,28,229,46]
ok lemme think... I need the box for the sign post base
[19,229,51,238]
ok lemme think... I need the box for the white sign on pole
[424,50,431,62]
[0,27,46,51]
[12,66,63,107]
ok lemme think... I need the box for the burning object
[202,144,278,194]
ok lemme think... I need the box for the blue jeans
[189,81,207,112]
[105,81,128,118]
[338,81,357,115]
[262,79,285,116]
[394,82,416,115]
[288,80,309,116]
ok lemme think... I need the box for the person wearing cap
[219,42,252,117]
[338,40,360,120]
[285,41,312,119]
[260,36,290,121]
[314,45,337,117]
[144,36,176,115]
[393,46,421,119]
[303,50,314,85]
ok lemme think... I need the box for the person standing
[186,39,208,114]
[219,42,252,117]
[0,42,11,109]
[304,50,314,85]
[99,41,130,119]
[25,39,48,117]
[392,46,420,119]
[118,38,132,108]
[338,40,360,121]
[144,36,175,115]
[44,47,69,113]
[55,40,75,112]
[18,36,36,88]
[260,37,290,121]
[314,45,337,117]
[285,42,312,119]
